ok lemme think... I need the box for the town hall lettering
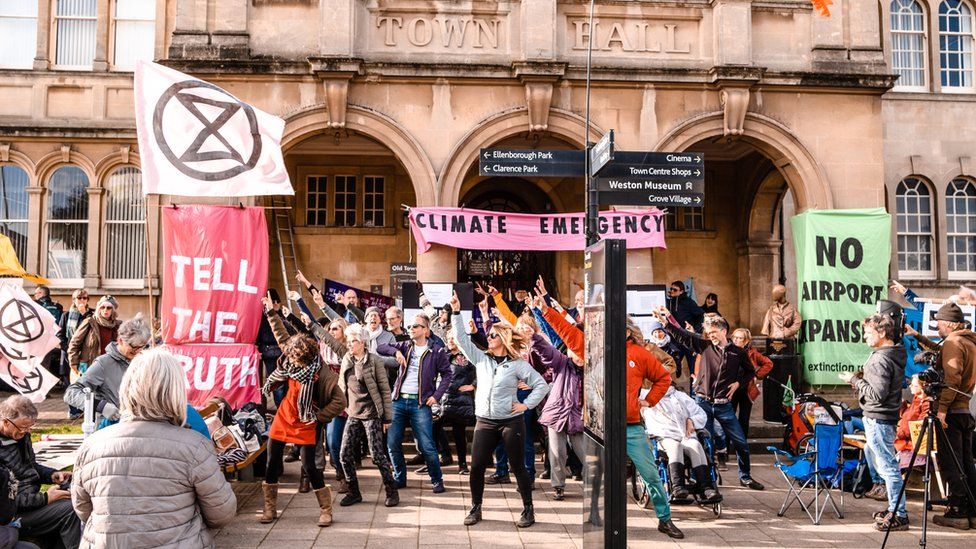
[376,16,500,48]
[572,20,690,53]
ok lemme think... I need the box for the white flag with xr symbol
[134,61,294,197]
[0,283,61,402]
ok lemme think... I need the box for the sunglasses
[487,332,500,340]
[328,327,342,332]
[407,324,427,330]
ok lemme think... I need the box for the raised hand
[450,290,461,313]
[477,297,489,318]
[486,284,499,296]
[261,296,274,311]
[474,282,488,297]
[296,269,310,287]
[536,275,548,296]
[890,280,907,295]
[287,290,301,303]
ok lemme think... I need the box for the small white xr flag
[134,61,294,197]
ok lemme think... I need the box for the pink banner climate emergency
[409,207,666,253]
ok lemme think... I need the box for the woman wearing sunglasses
[448,292,549,529]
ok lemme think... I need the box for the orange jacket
[626,341,670,424]
[543,307,584,357]
[895,394,930,453]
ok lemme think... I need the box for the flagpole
[144,195,157,347]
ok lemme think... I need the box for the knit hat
[645,318,665,333]
[96,295,118,310]
[935,302,965,323]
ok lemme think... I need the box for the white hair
[118,313,152,347]
[120,346,187,427]
[0,395,37,422]
[344,323,368,343]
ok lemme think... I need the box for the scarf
[263,356,320,423]
[93,312,118,329]
[65,307,85,337]
[365,326,384,353]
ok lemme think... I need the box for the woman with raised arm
[450,292,549,529]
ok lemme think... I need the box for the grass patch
[31,423,83,443]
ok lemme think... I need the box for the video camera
[912,353,946,397]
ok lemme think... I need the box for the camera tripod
[880,385,976,548]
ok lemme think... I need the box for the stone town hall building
[0,0,973,331]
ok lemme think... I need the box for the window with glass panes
[55,0,98,69]
[0,1,38,69]
[334,175,357,227]
[113,0,156,70]
[946,178,976,274]
[306,175,328,226]
[891,0,928,89]
[104,167,145,281]
[0,166,30,266]
[363,176,385,227]
[940,0,975,89]
[682,207,705,231]
[46,166,89,279]
[895,178,934,274]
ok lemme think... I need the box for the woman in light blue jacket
[449,292,549,529]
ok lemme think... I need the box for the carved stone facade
[0,0,964,328]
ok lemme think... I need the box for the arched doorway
[457,178,557,297]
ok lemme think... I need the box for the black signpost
[582,239,627,549]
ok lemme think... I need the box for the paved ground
[214,454,974,549]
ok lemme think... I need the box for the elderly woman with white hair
[64,313,152,425]
[72,347,237,548]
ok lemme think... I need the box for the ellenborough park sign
[369,8,695,56]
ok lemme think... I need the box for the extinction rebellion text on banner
[409,207,666,253]
[792,208,891,384]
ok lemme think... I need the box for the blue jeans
[326,415,347,480]
[493,389,536,479]
[864,417,907,518]
[388,397,443,484]
[696,398,751,480]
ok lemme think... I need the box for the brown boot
[337,478,350,494]
[314,486,334,527]
[298,470,310,493]
[260,483,278,523]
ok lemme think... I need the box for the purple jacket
[377,340,453,405]
[530,335,583,435]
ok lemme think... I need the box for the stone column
[92,0,110,71]
[521,0,556,60]
[145,193,161,292]
[85,187,105,288]
[712,0,751,66]
[25,186,44,277]
[212,0,249,59]
[320,0,355,56]
[169,0,210,59]
[848,0,883,63]
[736,238,781,332]
[811,0,846,63]
[416,244,457,283]
[33,0,51,70]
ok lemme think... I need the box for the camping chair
[767,422,845,525]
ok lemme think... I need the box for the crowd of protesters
[2,274,974,548]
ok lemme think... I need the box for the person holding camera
[840,314,908,532]
[929,303,976,530]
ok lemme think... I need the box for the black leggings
[470,417,532,506]
[265,438,325,490]
[434,417,472,465]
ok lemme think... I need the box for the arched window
[104,167,145,282]
[946,178,976,274]
[46,166,89,279]
[0,1,37,69]
[940,0,975,90]
[891,0,927,89]
[895,178,934,275]
[0,165,29,266]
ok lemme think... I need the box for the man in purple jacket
[377,314,453,493]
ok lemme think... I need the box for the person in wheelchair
[641,384,721,503]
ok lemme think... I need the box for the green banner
[791,208,891,384]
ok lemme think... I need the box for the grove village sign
[369,7,695,55]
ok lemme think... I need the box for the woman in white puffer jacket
[641,385,720,503]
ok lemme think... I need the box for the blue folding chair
[767,422,845,525]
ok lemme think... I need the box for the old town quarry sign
[152,80,262,182]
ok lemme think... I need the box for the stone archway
[282,104,438,207]
[656,111,833,212]
[437,107,604,207]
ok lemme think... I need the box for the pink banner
[162,206,268,344]
[169,344,261,409]
[408,207,666,253]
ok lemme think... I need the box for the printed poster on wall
[161,206,268,345]
[792,208,890,384]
